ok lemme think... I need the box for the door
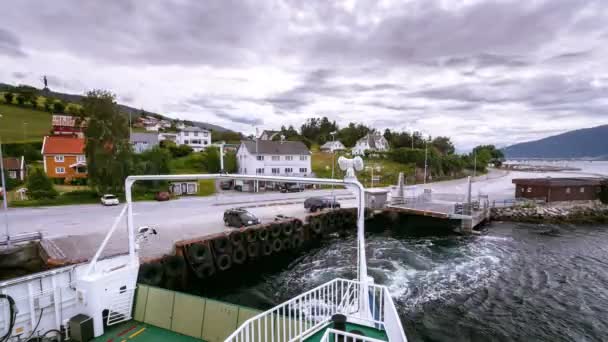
[181,183,187,194]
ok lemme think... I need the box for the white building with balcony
[158,126,211,152]
[236,140,312,177]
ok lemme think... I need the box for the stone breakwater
[491,205,608,224]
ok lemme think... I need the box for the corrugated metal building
[512,177,603,202]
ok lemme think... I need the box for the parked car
[304,196,340,212]
[279,183,304,193]
[220,180,233,190]
[223,208,261,227]
[101,194,119,206]
[155,191,170,201]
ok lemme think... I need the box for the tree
[3,92,14,104]
[169,144,193,158]
[204,147,221,173]
[14,85,37,106]
[223,151,237,173]
[337,122,370,147]
[16,94,26,106]
[53,100,66,113]
[66,104,80,115]
[2,169,19,192]
[133,147,171,192]
[43,97,53,112]
[432,136,455,155]
[26,168,58,199]
[81,90,133,194]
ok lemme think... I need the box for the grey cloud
[0,29,26,57]
[12,71,28,79]
[215,112,263,126]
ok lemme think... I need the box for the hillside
[0,104,52,142]
[502,125,608,159]
[0,82,232,134]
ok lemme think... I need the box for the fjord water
[216,223,608,341]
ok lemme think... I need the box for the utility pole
[411,129,414,149]
[473,151,477,179]
[330,131,337,204]
[219,142,225,172]
[0,114,10,246]
[423,139,428,184]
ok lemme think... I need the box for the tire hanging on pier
[270,223,282,238]
[138,263,164,286]
[271,238,283,253]
[245,228,258,243]
[212,236,232,255]
[258,227,269,241]
[262,241,273,256]
[232,246,247,265]
[192,262,216,278]
[163,255,186,278]
[310,217,323,234]
[186,243,212,264]
[247,242,260,258]
[229,230,244,246]
[215,253,232,271]
[291,233,304,250]
[282,237,293,250]
[282,221,294,236]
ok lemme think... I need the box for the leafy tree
[3,92,14,104]
[81,90,133,194]
[223,151,237,173]
[204,147,221,173]
[43,97,53,112]
[432,136,455,155]
[26,168,58,199]
[16,94,26,106]
[53,100,66,113]
[169,144,193,158]
[66,103,80,115]
[133,147,171,191]
[212,131,242,143]
[2,169,19,192]
[337,122,370,147]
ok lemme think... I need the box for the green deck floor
[94,321,204,342]
[304,322,388,342]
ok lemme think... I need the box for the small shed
[365,188,389,209]
[170,181,198,195]
[512,177,602,203]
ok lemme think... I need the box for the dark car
[279,183,304,193]
[304,197,341,212]
[223,208,261,228]
[220,180,233,190]
[155,191,171,201]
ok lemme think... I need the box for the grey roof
[512,177,603,187]
[359,132,386,149]
[130,132,159,144]
[182,126,209,132]
[240,140,310,155]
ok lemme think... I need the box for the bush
[26,168,58,199]
[4,92,14,104]
[61,190,98,201]
[169,144,193,158]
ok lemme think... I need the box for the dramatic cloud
[1,0,607,150]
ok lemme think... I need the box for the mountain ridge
[502,124,608,160]
[0,82,232,132]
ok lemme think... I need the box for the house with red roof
[2,156,26,181]
[41,136,87,181]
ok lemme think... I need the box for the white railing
[106,286,136,325]
[224,278,407,342]
[320,329,386,342]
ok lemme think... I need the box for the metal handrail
[224,278,407,342]
[320,329,387,342]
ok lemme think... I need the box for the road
[4,189,355,261]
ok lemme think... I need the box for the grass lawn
[311,151,415,187]
[169,154,207,174]
[197,179,215,196]
[0,103,52,143]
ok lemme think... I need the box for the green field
[0,104,52,143]
[311,151,415,187]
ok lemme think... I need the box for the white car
[101,194,119,206]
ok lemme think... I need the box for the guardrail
[320,328,386,342]
[224,278,407,342]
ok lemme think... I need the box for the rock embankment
[491,205,608,224]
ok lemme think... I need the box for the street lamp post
[330,131,337,205]
[423,138,428,184]
[0,114,10,246]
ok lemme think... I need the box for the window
[203,132,209,137]
[77,155,86,163]
[285,168,293,174]
[580,187,585,193]
[194,132,199,136]
[285,156,293,161]
[54,155,64,162]
[299,168,307,173]
[8,171,16,179]
[204,141,208,145]
[526,187,532,193]
[272,156,280,161]
[520,187,525,193]
[55,167,65,174]
[256,156,264,161]
[183,140,189,144]
[244,168,247,173]
[256,168,264,174]
[184,132,189,136]
[566,187,571,194]
[300,155,307,161]
[271,168,280,174]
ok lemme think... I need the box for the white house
[176,126,211,152]
[352,132,390,155]
[236,140,311,177]
[144,123,161,132]
[320,140,346,152]
[259,130,280,141]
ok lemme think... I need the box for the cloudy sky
[1,0,607,151]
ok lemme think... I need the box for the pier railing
[320,329,387,342]
[224,278,407,342]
